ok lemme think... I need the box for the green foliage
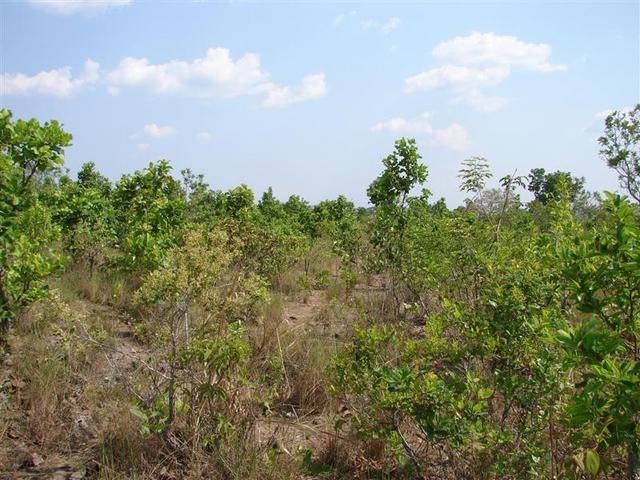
[133,228,260,434]
[557,193,639,472]
[367,138,428,269]
[528,167,586,205]
[3,113,639,479]
[459,156,493,198]
[112,160,186,272]
[367,138,427,209]
[54,162,116,273]
[313,195,360,261]
[0,109,70,331]
[598,104,640,203]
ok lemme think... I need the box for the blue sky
[1,0,638,206]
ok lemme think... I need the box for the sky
[1,0,638,207]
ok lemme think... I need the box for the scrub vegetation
[1,105,639,479]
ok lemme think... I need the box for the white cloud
[107,48,268,98]
[405,65,509,92]
[433,31,566,72]
[196,132,211,141]
[142,123,175,138]
[372,112,469,150]
[28,0,131,15]
[381,17,400,34]
[405,32,565,111]
[1,59,99,97]
[334,10,356,26]
[262,73,327,108]
[107,47,326,107]
[2,49,326,107]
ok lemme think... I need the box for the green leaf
[477,388,493,400]
[129,405,148,422]
[585,450,600,475]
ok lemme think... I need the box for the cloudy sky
[1,0,638,206]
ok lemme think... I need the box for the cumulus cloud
[261,73,327,108]
[28,0,131,15]
[107,48,268,98]
[433,32,566,72]
[196,132,211,141]
[405,65,509,92]
[406,32,566,111]
[372,113,469,150]
[3,48,326,107]
[107,48,326,107]
[1,59,100,97]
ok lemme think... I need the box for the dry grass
[55,264,140,311]
[0,262,363,480]
[277,333,336,415]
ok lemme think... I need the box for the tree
[55,162,116,275]
[367,138,427,210]
[599,105,640,203]
[258,187,286,222]
[527,168,586,205]
[0,109,71,332]
[458,156,492,198]
[113,160,186,272]
[313,196,360,261]
[367,138,428,266]
[133,227,261,435]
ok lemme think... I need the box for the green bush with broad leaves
[0,109,70,333]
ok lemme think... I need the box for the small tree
[0,109,71,332]
[133,228,265,435]
[367,138,427,267]
[598,105,640,203]
[55,162,115,276]
[458,156,493,198]
[112,160,186,273]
